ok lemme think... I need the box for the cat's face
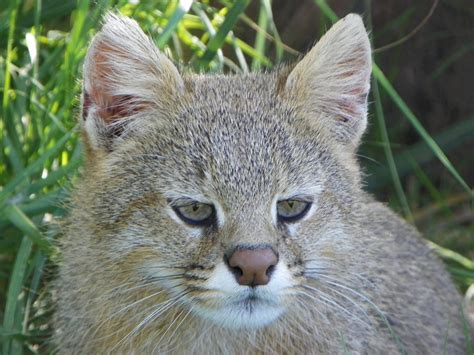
[79,14,370,329]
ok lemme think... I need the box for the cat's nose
[226,247,278,286]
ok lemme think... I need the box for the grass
[1,0,473,352]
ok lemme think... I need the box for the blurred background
[0,0,473,352]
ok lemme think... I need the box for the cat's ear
[81,13,184,151]
[283,14,371,147]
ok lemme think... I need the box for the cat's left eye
[277,199,312,223]
[172,202,215,226]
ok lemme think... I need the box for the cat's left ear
[283,14,371,147]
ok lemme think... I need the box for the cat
[53,13,468,353]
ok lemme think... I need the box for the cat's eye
[172,202,215,226]
[277,199,312,223]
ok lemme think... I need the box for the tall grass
[0,0,472,352]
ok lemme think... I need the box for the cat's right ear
[81,13,184,151]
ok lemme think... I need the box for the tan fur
[53,13,469,354]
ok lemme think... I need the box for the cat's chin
[192,296,285,329]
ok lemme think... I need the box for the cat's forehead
[144,76,322,202]
[187,75,291,154]
[184,73,292,128]
[169,80,283,199]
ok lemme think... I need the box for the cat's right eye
[172,202,215,227]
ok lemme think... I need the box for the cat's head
[79,13,371,329]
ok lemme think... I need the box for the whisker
[111,290,190,351]
[113,289,169,315]
[83,276,184,306]
[305,268,374,287]
[356,153,381,165]
[84,293,168,346]
[118,265,187,273]
[153,306,193,352]
[294,295,328,322]
[135,264,187,270]
[155,309,185,350]
[166,307,193,344]
[318,282,373,326]
[85,284,185,346]
[164,309,197,352]
[300,286,371,328]
[312,275,403,347]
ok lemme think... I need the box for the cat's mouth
[231,289,278,312]
[191,288,285,329]
[181,261,293,328]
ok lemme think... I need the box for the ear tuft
[81,13,184,149]
[284,14,372,146]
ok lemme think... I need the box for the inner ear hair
[82,92,147,124]
[283,14,372,147]
[80,12,184,151]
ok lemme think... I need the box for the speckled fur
[53,13,468,354]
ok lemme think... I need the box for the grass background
[0,0,473,352]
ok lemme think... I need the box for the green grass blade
[371,72,413,220]
[431,43,474,80]
[251,0,269,71]
[446,267,474,284]
[367,5,412,220]
[196,0,251,68]
[408,157,451,217]
[461,303,473,354]
[0,190,66,230]
[192,2,224,71]
[62,0,90,108]
[23,250,46,346]
[26,156,81,194]
[368,117,474,189]
[4,204,55,255]
[2,0,22,177]
[2,235,33,355]
[372,63,472,197]
[229,32,249,72]
[373,7,415,43]
[229,37,271,66]
[429,241,474,270]
[262,0,284,62]
[0,130,74,203]
[156,0,193,49]
[3,129,23,175]
[313,0,338,23]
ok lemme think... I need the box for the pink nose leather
[228,248,278,286]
